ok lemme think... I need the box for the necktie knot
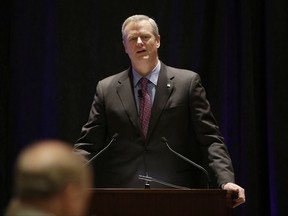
[139,78,149,91]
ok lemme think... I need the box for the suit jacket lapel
[116,64,175,140]
[116,69,142,133]
[147,63,175,139]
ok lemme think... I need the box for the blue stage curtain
[1,0,287,215]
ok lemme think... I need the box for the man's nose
[136,37,143,45]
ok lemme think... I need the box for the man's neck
[132,58,159,77]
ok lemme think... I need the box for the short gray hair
[14,140,91,199]
[122,15,159,39]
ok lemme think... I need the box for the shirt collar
[132,60,161,87]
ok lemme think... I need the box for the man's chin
[136,55,150,61]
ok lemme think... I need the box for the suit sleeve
[189,73,235,186]
[75,81,107,154]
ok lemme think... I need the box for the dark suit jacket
[76,62,235,188]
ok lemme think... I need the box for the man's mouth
[136,50,146,54]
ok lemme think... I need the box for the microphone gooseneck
[83,133,119,166]
[161,137,210,189]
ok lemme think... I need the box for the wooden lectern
[87,189,233,216]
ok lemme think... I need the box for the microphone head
[161,137,168,143]
[112,133,119,139]
[138,89,143,98]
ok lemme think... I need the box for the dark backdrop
[1,0,288,215]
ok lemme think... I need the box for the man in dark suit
[76,14,245,207]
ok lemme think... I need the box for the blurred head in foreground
[6,140,93,216]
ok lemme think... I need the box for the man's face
[123,20,160,64]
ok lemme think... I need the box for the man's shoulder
[162,63,199,79]
[99,68,130,85]
[5,200,54,216]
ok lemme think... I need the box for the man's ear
[156,35,160,48]
[62,184,79,204]
[60,184,82,213]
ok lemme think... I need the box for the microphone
[138,89,143,98]
[161,137,210,188]
[83,133,119,166]
[138,175,190,189]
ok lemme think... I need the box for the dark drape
[1,0,287,215]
